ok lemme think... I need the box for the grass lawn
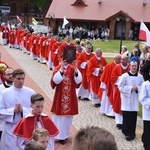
[79,39,144,53]
[106,58,113,62]
[138,104,142,118]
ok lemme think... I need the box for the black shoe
[94,103,101,107]
[58,140,66,145]
[116,124,122,130]
[83,98,90,101]
[78,96,81,99]
[125,135,135,141]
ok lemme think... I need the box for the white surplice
[139,81,150,121]
[0,86,35,150]
[100,82,114,117]
[118,72,144,111]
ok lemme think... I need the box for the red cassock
[51,65,80,115]
[87,55,108,95]
[9,30,16,45]
[77,51,94,89]
[13,113,59,140]
[99,61,117,103]
[20,31,27,48]
[51,41,61,67]
[41,37,47,58]
[16,29,22,45]
[28,34,34,51]
[31,35,37,55]
[44,38,52,60]
[48,38,57,61]
[111,64,129,114]
[18,30,24,45]
[2,27,9,39]
[35,36,40,57]
[44,38,50,60]
[25,34,31,51]
[76,52,81,60]
[38,37,46,57]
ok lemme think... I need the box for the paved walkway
[0,38,144,150]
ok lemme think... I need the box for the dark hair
[72,126,118,150]
[12,69,25,78]
[24,141,45,150]
[31,94,44,104]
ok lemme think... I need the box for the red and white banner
[16,15,22,23]
[139,20,149,41]
[139,21,150,46]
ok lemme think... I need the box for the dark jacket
[140,60,150,81]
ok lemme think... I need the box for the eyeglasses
[5,73,12,76]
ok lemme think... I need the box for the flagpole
[137,40,140,49]
[119,33,123,54]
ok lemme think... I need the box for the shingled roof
[46,0,150,23]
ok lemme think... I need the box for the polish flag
[139,21,150,41]
[16,15,22,23]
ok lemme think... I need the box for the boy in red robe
[13,93,59,150]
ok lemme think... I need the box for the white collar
[85,51,91,55]
[96,55,101,60]
[64,64,69,69]
[121,64,129,69]
[25,113,47,118]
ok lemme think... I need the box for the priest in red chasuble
[51,59,82,144]
[99,54,121,117]
[111,54,129,129]
[77,44,94,100]
[87,48,108,107]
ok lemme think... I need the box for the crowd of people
[0,22,150,150]
[58,25,110,41]
[58,25,140,42]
